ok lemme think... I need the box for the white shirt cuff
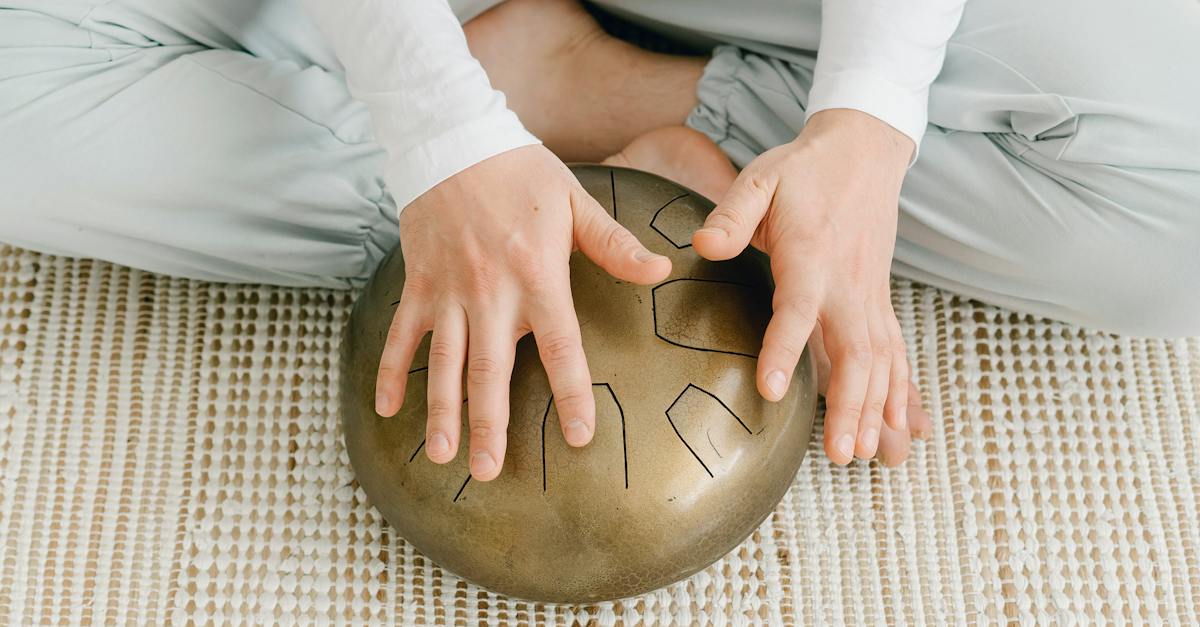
[806,71,930,162]
[384,110,541,211]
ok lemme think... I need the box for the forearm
[303,0,539,209]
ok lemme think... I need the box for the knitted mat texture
[0,244,1197,625]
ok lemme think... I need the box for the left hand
[692,108,924,465]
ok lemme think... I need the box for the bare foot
[464,0,705,161]
[602,126,737,202]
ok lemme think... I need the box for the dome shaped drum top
[339,165,817,604]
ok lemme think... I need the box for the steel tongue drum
[339,165,817,604]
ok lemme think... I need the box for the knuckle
[576,202,606,236]
[745,175,773,199]
[774,293,819,325]
[842,341,874,369]
[769,335,805,365]
[829,398,864,418]
[538,332,580,366]
[376,364,403,380]
[553,387,589,410]
[518,264,557,296]
[604,224,637,253]
[467,355,503,384]
[864,398,888,417]
[426,399,458,420]
[427,339,459,367]
[469,424,497,441]
[507,242,552,283]
[463,262,500,298]
[709,207,746,232]
[872,340,892,361]
[386,311,413,336]
[780,151,808,171]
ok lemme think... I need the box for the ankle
[465,0,706,161]
[464,0,611,144]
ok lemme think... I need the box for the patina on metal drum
[339,165,817,604]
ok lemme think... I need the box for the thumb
[571,189,672,285]
[692,170,774,261]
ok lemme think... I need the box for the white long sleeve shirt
[303,0,539,210]
[809,0,966,150]
[304,0,966,212]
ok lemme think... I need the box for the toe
[600,149,632,168]
[598,127,737,202]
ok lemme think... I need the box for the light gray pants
[1,0,1198,336]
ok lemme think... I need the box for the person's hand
[692,108,927,466]
[376,144,672,480]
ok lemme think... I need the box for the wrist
[801,109,914,170]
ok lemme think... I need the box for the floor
[0,243,1197,625]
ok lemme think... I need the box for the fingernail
[836,434,855,462]
[470,451,496,476]
[634,249,662,263]
[565,419,592,446]
[896,405,908,430]
[427,432,450,457]
[696,227,726,239]
[375,391,391,415]
[766,370,788,400]
[858,428,879,458]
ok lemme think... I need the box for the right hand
[691,109,924,465]
[375,145,672,481]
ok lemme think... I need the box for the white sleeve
[808,0,967,155]
[303,0,540,211]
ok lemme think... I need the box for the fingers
[854,306,892,459]
[809,323,832,394]
[881,299,909,432]
[871,383,929,467]
[757,272,819,402]
[907,381,932,440]
[874,381,929,467]
[875,418,912,467]
[375,289,429,417]
[572,190,671,285]
[529,293,596,447]
[425,304,467,463]
[693,169,774,261]
[465,311,518,481]
[821,308,873,465]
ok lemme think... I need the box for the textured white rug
[0,244,1197,625]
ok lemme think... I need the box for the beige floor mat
[0,245,1197,625]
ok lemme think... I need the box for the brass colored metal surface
[339,165,817,604]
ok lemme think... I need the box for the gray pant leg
[0,0,516,287]
[86,0,500,67]
[676,1,1200,337]
[0,4,398,288]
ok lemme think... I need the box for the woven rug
[0,243,1197,625]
